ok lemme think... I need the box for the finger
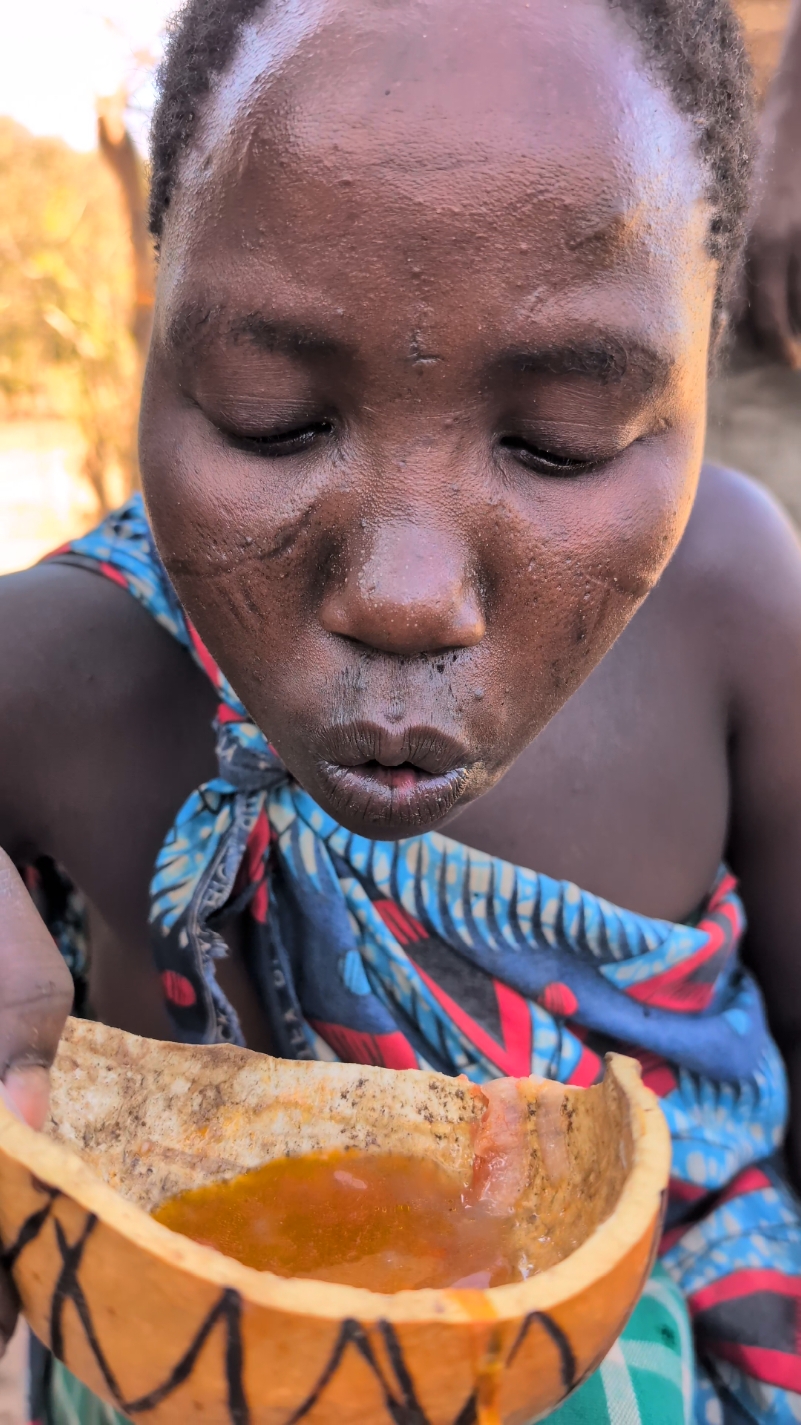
[0,851,73,1084]
[748,240,801,368]
[3,1067,52,1131]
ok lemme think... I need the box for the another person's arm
[710,471,801,1189]
[747,0,801,365]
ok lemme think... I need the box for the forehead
[162,0,712,349]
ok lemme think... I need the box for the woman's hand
[0,850,73,1351]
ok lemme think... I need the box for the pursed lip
[314,721,472,831]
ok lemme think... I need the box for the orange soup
[153,1149,535,1293]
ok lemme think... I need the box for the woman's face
[140,0,715,837]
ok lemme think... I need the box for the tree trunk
[97,95,155,362]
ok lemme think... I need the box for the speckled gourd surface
[0,1019,670,1425]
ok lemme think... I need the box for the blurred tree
[734,0,793,99]
[97,87,155,362]
[0,116,142,511]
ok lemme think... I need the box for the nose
[320,519,486,656]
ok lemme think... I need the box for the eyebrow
[497,338,674,395]
[168,305,674,394]
[166,303,350,360]
[229,313,346,359]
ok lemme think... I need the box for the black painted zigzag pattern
[2,1188,576,1424]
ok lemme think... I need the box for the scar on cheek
[181,508,318,574]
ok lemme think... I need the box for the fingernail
[3,1066,50,1131]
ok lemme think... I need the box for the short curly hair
[149,0,754,317]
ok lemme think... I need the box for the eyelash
[225,421,333,457]
[223,421,600,476]
[498,436,596,477]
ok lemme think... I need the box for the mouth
[315,722,472,832]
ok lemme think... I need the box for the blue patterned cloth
[46,495,801,1423]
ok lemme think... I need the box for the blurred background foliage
[0,114,148,513]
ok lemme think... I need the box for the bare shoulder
[676,462,801,595]
[662,461,801,718]
[0,561,216,863]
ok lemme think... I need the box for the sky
[1,0,179,151]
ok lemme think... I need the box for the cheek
[142,406,312,570]
[486,447,697,725]
[140,402,331,690]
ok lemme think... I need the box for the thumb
[0,851,73,1127]
[0,1068,52,1131]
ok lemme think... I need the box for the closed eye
[499,435,596,476]
[225,420,333,457]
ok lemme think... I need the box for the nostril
[320,595,485,656]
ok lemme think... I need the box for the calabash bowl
[0,1019,669,1425]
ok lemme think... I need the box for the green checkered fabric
[549,1265,693,1425]
[41,1264,692,1425]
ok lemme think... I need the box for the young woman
[2,1,800,1420]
